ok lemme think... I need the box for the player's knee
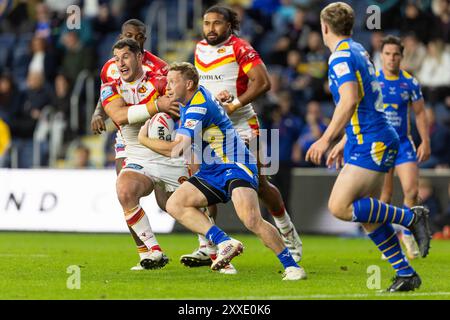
[328,198,351,221]
[166,196,183,218]
[241,211,263,233]
[117,185,139,207]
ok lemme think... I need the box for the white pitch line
[172,292,450,300]
[238,292,450,299]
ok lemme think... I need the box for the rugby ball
[148,112,175,141]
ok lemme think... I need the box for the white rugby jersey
[100,70,178,165]
[194,35,264,124]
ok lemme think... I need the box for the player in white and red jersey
[180,5,303,268]
[91,20,180,270]
[100,38,189,271]
[91,19,170,174]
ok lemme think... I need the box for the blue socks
[205,225,231,245]
[368,224,415,277]
[402,205,413,236]
[352,198,415,227]
[277,248,298,269]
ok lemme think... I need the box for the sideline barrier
[1,168,448,234]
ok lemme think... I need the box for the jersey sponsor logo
[328,51,351,64]
[401,91,410,101]
[199,74,224,81]
[124,163,144,170]
[399,82,409,89]
[101,86,114,101]
[333,62,350,77]
[412,78,419,86]
[217,48,226,54]
[183,119,199,129]
[186,107,207,115]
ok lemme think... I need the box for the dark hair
[204,5,240,34]
[122,19,146,33]
[169,62,199,88]
[320,2,354,36]
[112,38,141,55]
[381,35,404,55]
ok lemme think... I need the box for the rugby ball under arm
[148,112,175,141]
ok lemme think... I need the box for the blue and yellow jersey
[177,86,257,175]
[377,69,423,139]
[328,38,394,145]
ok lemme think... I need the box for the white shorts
[121,158,189,192]
[115,131,126,160]
[233,115,260,143]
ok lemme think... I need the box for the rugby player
[180,5,303,269]
[306,2,431,291]
[378,35,430,260]
[138,62,307,280]
[100,38,188,270]
[91,20,179,270]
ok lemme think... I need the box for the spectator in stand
[60,31,95,85]
[301,31,328,101]
[52,73,71,120]
[269,91,303,211]
[292,100,327,167]
[401,33,427,75]
[281,49,312,105]
[431,0,450,43]
[0,73,22,126]
[34,2,53,41]
[73,144,94,169]
[418,108,450,169]
[284,6,311,52]
[28,35,57,84]
[417,39,450,105]
[92,3,119,41]
[400,2,432,44]
[9,72,52,168]
[272,0,297,34]
[369,31,384,71]
[230,2,265,47]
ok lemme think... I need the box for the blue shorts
[344,137,399,173]
[189,163,258,204]
[395,137,417,166]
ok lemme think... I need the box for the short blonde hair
[320,2,354,36]
[169,62,199,88]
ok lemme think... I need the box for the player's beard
[203,31,230,46]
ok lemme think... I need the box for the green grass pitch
[1,232,449,300]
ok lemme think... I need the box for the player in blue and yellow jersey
[378,35,431,260]
[306,2,431,292]
[138,62,306,280]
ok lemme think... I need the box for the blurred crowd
[0,0,449,235]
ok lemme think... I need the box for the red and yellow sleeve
[234,38,263,74]
[100,83,120,108]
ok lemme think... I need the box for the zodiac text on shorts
[66,265,81,290]
[366,265,381,290]
[173,123,280,176]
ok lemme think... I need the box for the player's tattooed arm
[91,99,108,134]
